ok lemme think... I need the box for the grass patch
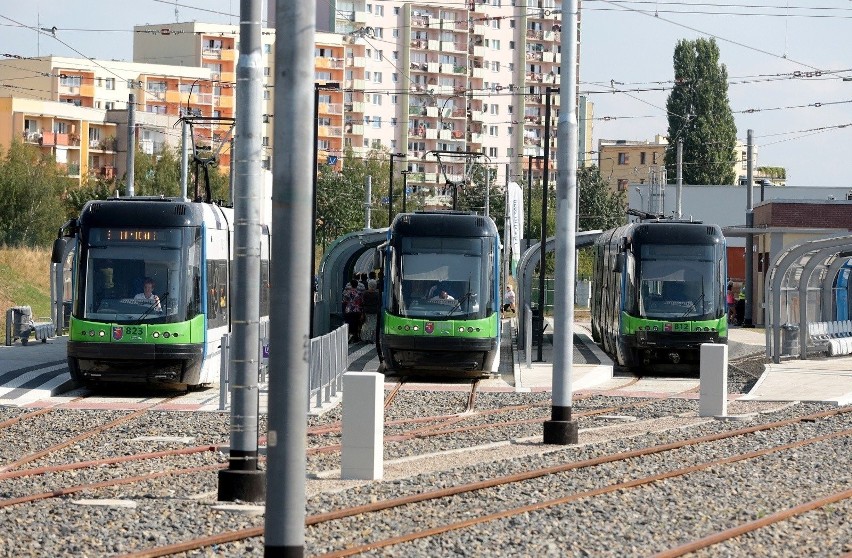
[0,247,53,333]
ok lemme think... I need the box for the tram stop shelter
[724,199,852,364]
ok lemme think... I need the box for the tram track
[116,405,852,557]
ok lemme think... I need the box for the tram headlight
[458,327,465,332]
[89,330,95,336]
[153,332,160,338]
[99,330,105,337]
[404,325,410,331]
[163,332,170,338]
[412,326,418,331]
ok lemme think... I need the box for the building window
[617,179,628,191]
[376,5,384,16]
[618,152,628,165]
[372,117,381,128]
[60,75,82,87]
[489,147,498,157]
[640,152,646,165]
[373,72,382,83]
[392,29,399,38]
[652,152,658,164]
[391,117,398,126]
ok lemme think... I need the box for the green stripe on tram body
[383,313,499,338]
[68,314,205,344]
[621,312,728,336]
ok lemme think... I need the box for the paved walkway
[509,318,852,405]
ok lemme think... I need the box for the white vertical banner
[507,181,524,276]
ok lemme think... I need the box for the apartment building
[279,1,584,202]
[599,137,764,192]
[0,96,118,182]
[598,137,669,193]
[0,55,213,182]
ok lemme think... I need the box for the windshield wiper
[136,291,168,324]
[679,292,705,319]
[447,292,473,316]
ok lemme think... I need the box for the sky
[1,1,851,187]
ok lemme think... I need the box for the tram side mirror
[51,238,68,264]
[372,248,382,270]
[613,255,623,273]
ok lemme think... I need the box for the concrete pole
[126,94,135,197]
[180,120,189,200]
[543,0,579,445]
[744,129,755,327]
[265,0,314,553]
[218,0,265,504]
[675,138,683,219]
[365,175,372,229]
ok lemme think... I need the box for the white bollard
[699,343,728,417]
[341,372,384,480]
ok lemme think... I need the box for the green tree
[578,165,626,232]
[0,141,68,247]
[456,163,505,236]
[664,38,737,185]
[315,147,390,256]
[64,146,231,218]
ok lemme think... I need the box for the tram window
[207,260,228,328]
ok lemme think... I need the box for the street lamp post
[388,152,405,225]
[400,170,411,213]
[312,82,339,336]
[526,155,544,249]
[537,86,558,362]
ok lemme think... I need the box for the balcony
[318,102,343,115]
[22,131,41,143]
[344,123,364,135]
[202,47,223,59]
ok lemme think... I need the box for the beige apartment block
[0,97,117,183]
[600,136,767,192]
[598,136,669,193]
[0,55,214,178]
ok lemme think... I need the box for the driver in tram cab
[134,277,162,312]
[431,289,455,302]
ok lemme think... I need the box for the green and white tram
[55,197,270,388]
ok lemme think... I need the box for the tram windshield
[80,227,202,323]
[637,244,720,319]
[392,236,488,320]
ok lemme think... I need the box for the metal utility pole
[364,175,372,229]
[744,129,754,327]
[675,138,683,219]
[126,94,135,196]
[537,87,556,362]
[218,0,265,504]
[544,0,579,445]
[389,152,404,224]
[266,0,313,553]
[485,165,491,217]
[180,119,189,200]
[401,170,411,213]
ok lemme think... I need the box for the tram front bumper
[68,341,204,385]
